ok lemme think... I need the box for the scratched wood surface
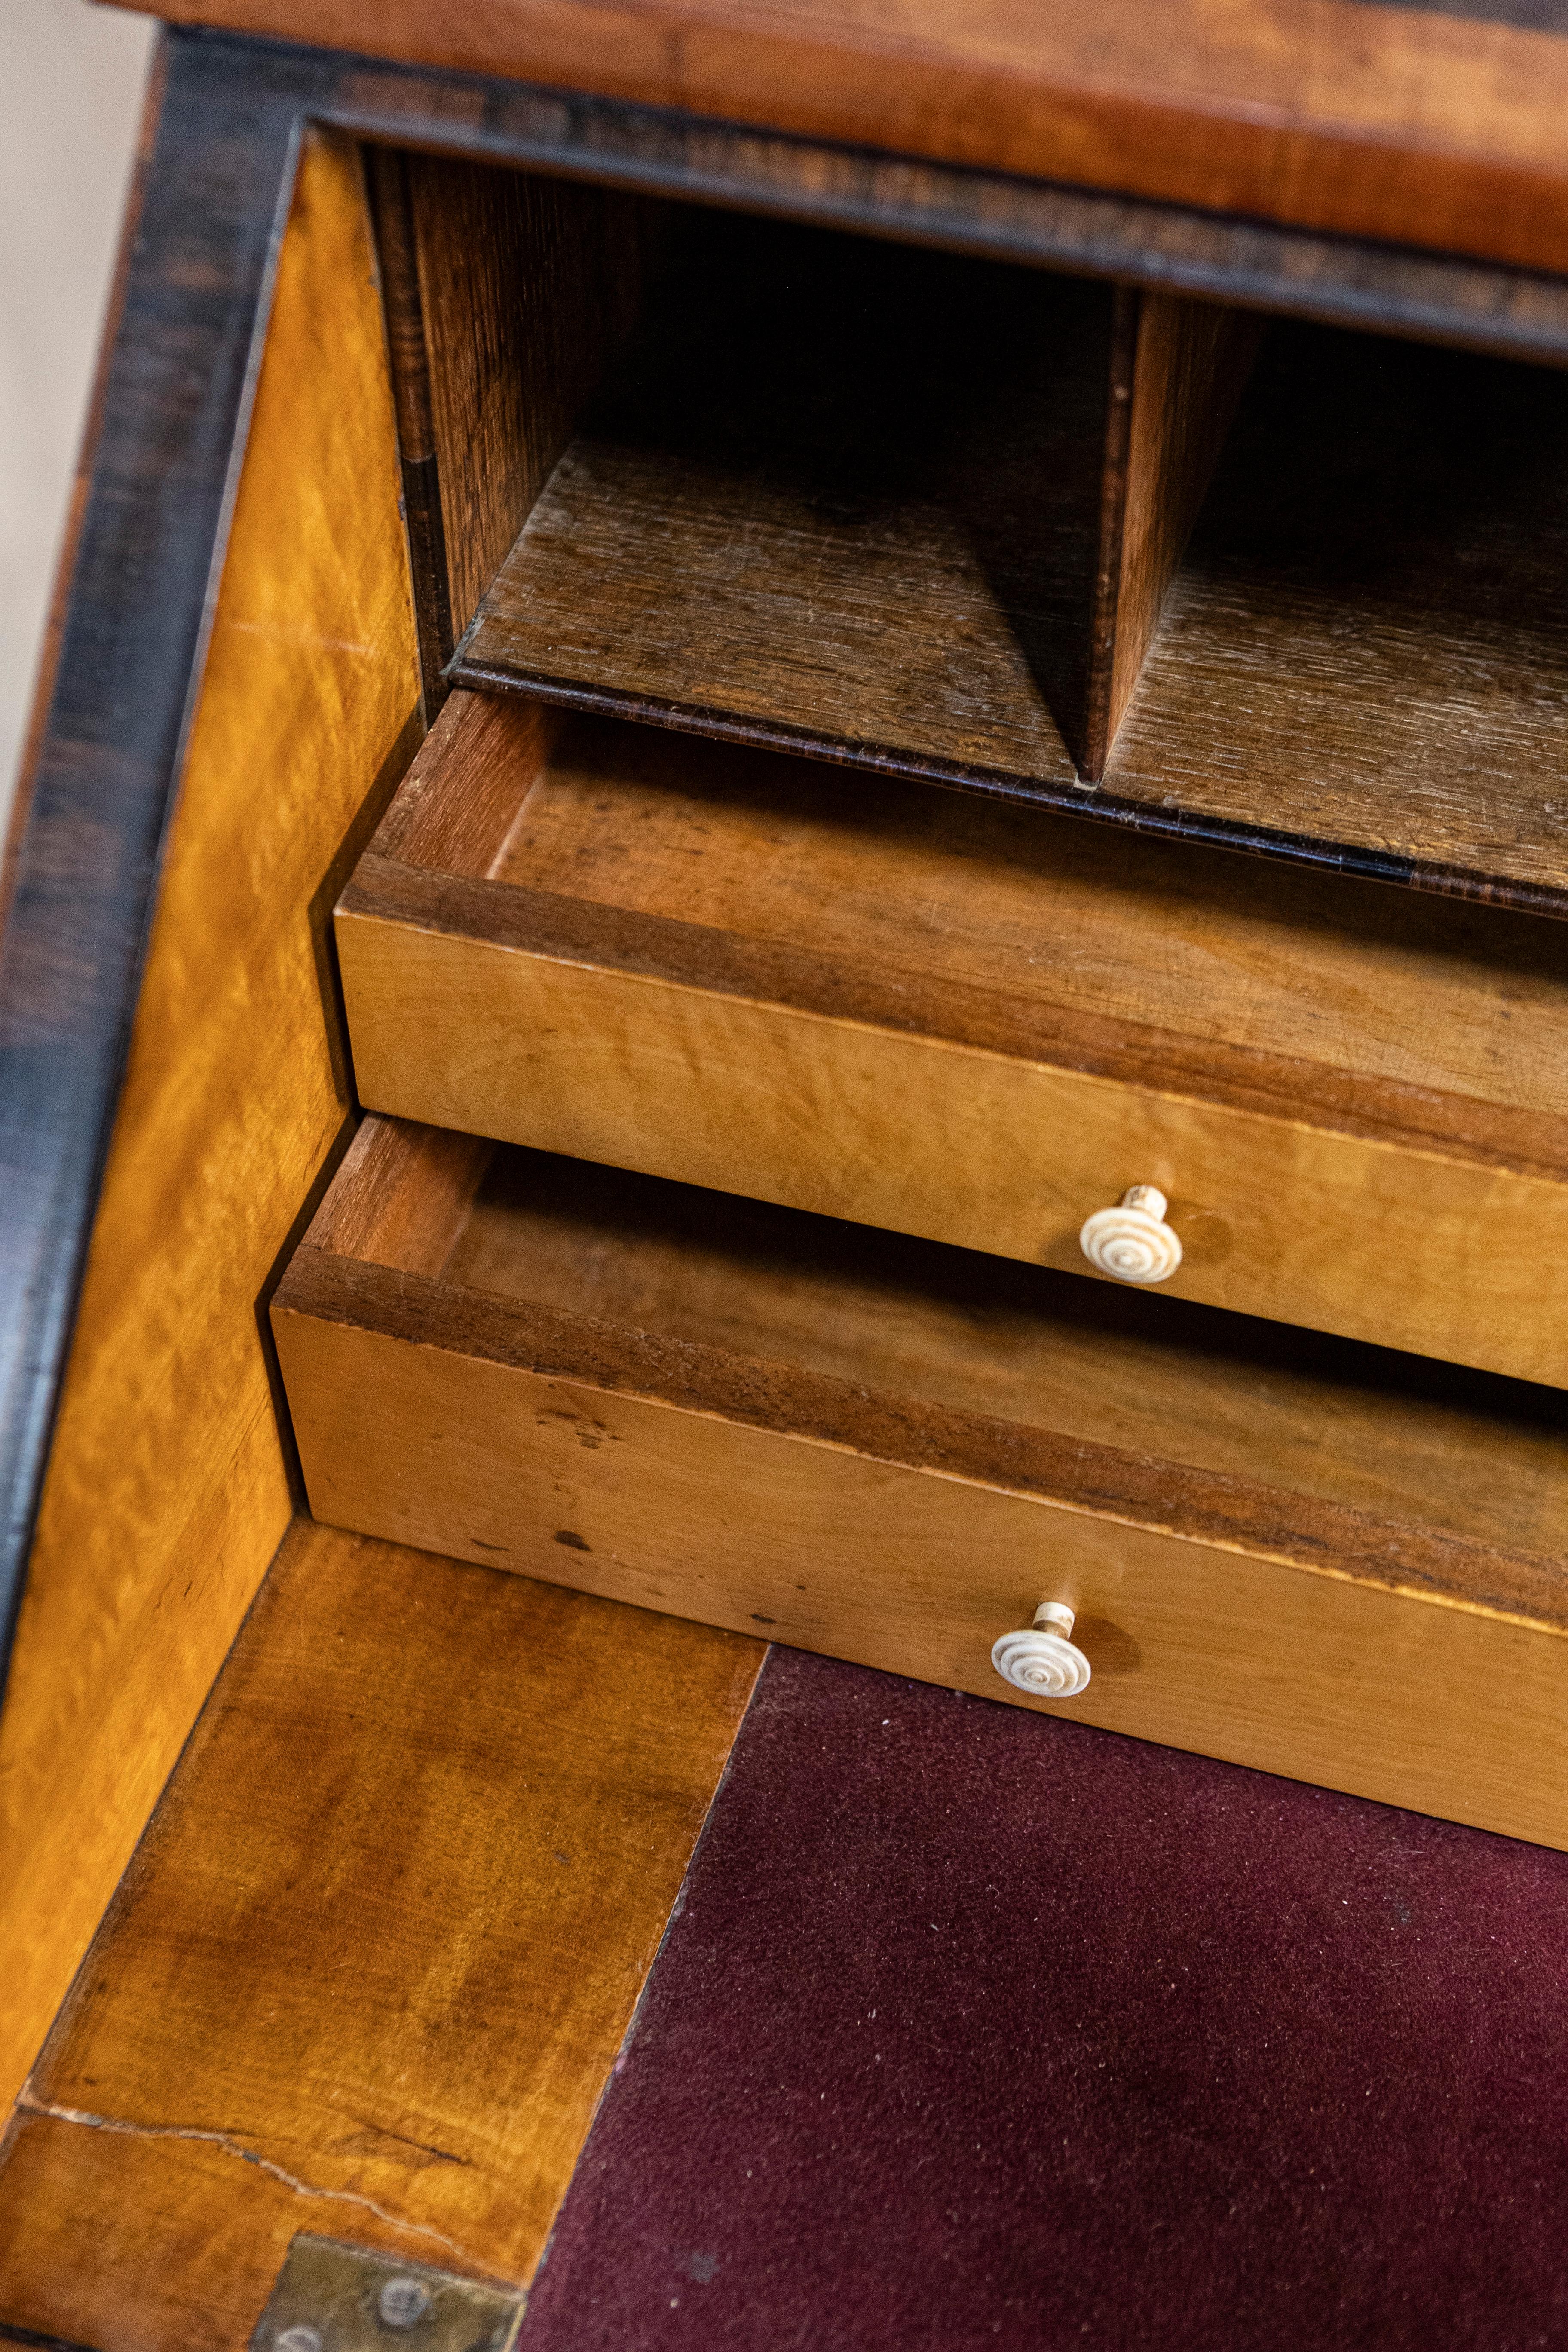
[271,1121,1568,1846]
[0,1520,763,2350]
[112,0,1568,277]
[0,129,420,2116]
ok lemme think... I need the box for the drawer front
[274,1302,1568,1852]
[337,908,1568,1387]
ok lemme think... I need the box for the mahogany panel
[109,0,1568,277]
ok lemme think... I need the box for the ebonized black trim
[0,2325,102,2352]
[0,35,303,1695]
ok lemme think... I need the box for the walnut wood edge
[338,849,1568,1183]
[272,1243,1568,1636]
[128,32,1568,361]
[444,658,1568,924]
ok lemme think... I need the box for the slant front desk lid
[114,0,1568,275]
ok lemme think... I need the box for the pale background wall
[0,0,156,840]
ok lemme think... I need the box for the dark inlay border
[1368,0,1568,27]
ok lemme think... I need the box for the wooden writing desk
[1,5,1565,2339]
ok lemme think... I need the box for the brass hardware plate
[248,2233,524,2352]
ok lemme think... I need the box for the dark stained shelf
[455,244,1568,916]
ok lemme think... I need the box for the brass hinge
[248,2233,524,2352]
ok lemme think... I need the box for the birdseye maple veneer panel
[451,210,1258,784]
[456,300,1568,909]
[337,690,1568,1386]
[270,1115,1568,1849]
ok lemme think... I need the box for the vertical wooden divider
[364,145,457,724]
[1085,289,1261,779]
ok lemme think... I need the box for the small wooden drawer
[272,1116,1568,1850]
[337,693,1568,1386]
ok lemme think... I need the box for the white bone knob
[991,1602,1092,1698]
[1078,1185,1182,1284]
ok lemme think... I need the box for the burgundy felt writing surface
[519,1650,1568,2350]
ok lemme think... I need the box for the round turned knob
[1079,1185,1182,1285]
[991,1602,1092,1699]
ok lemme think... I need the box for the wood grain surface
[107,0,1568,278]
[0,1520,763,2351]
[457,308,1568,908]
[1102,294,1262,760]
[407,154,654,646]
[457,214,1112,781]
[0,130,419,2118]
[317,1118,1568,1567]
[451,213,1255,783]
[338,693,1568,1384]
[429,192,1241,781]
[338,38,1568,374]
[1104,319,1568,897]
[0,39,303,1721]
[270,1122,1568,1848]
[364,144,456,723]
